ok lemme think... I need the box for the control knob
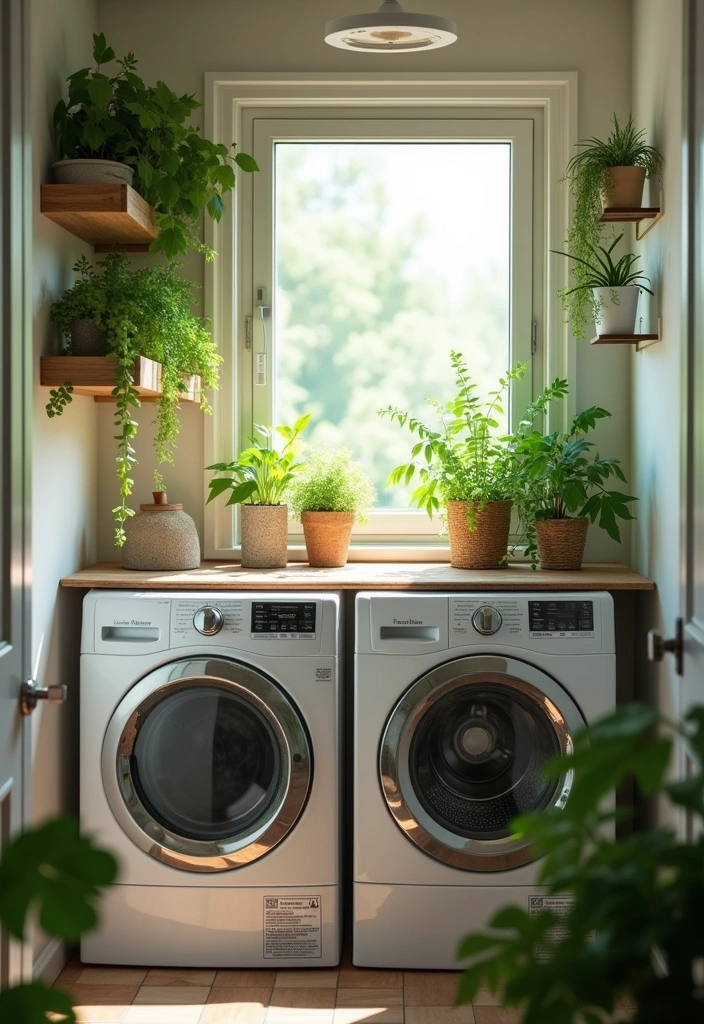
[193,606,224,636]
[471,605,502,636]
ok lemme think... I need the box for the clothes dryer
[353,590,615,968]
[81,589,341,967]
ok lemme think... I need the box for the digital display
[251,602,316,635]
[528,600,594,634]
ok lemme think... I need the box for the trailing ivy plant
[379,353,568,526]
[561,114,663,339]
[49,253,221,545]
[206,416,311,508]
[53,33,258,260]
[0,817,117,1024]
[513,405,637,567]
[456,700,704,1024]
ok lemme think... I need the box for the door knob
[647,617,683,676]
[20,679,68,716]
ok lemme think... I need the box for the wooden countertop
[60,561,655,591]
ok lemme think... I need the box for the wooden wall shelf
[40,356,200,403]
[590,317,662,351]
[40,184,158,251]
[598,191,664,240]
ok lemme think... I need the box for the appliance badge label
[263,896,322,959]
[529,895,595,958]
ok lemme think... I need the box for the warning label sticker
[263,896,322,959]
[529,895,595,959]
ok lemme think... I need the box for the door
[101,658,312,871]
[379,655,585,872]
[0,0,32,990]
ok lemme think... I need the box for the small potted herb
[206,415,310,568]
[380,353,567,569]
[48,253,221,546]
[52,33,258,260]
[552,233,653,337]
[287,447,376,567]
[561,113,663,339]
[514,405,637,570]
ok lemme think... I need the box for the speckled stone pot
[70,317,107,356]
[240,504,288,568]
[52,158,134,186]
[122,492,200,570]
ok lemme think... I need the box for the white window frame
[203,73,577,562]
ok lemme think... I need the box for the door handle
[20,679,68,716]
[647,617,683,676]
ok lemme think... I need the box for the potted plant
[514,405,637,570]
[47,253,221,546]
[561,113,663,339]
[287,447,376,567]
[456,700,704,1023]
[379,353,568,569]
[206,415,310,568]
[552,233,653,337]
[52,33,258,260]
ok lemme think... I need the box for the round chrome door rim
[379,655,585,872]
[102,658,312,873]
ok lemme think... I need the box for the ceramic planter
[70,317,108,356]
[593,286,641,335]
[122,492,200,570]
[446,500,512,569]
[301,511,355,567]
[601,166,646,209]
[52,158,134,187]
[240,503,288,568]
[535,517,589,571]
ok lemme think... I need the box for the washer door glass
[380,655,586,872]
[102,658,312,872]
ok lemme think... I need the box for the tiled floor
[53,952,516,1024]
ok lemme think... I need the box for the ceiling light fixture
[324,0,457,53]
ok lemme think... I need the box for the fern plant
[561,114,663,339]
[287,447,376,522]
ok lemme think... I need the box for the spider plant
[552,233,654,295]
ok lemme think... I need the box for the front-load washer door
[102,658,311,872]
[379,655,585,873]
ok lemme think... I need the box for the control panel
[251,601,317,640]
[528,600,594,637]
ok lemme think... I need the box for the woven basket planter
[301,511,355,567]
[240,504,288,568]
[446,500,512,569]
[535,517,589,571]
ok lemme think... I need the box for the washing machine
[353,590,615,969]
[80,589,342,967]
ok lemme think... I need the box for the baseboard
[34,937,70,984]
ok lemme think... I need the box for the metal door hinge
[245,315,253,350]
[647,617,684,676]
[531,319,538,354]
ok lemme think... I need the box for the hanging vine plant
[49,253,221,545]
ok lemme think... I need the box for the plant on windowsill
[561,113,663,339]
[513,405,637,570]
[287,447,377,567]
[379,353,568,569]
[456,700,704,1024]
[51,33,258,261]
[48,252,221,546]
[552,233,654,338]
[206,415,311,569]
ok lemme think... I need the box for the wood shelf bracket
[636,191,665,240]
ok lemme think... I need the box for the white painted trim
[33,937,69,985]
[204,72,578,559]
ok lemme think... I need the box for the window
[204,75,575,559]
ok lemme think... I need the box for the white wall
[631,4,684,740]
[31,0,98,969]
[94,0,635,564]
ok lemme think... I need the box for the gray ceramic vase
[240,504,288,568]
[122,492,200,571]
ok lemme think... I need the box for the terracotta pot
[535,517,589,571]
[70,317,107,356]
[301,511,355,567]
[52,158,134,187]
[240,504,288,568]
[601,166,646,209]
[446,500,512,569]
[592,286,641,335]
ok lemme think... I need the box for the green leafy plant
[561,114,663,338]
[379,354,568,525]
[52,33,258,260]
[553,232,654,291]
[456,700,704,1024]
[206,415,311,507]
[513,406,637,567]
[287,446,377,522]
[49,253,222,545]
[0,817,117,1024]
